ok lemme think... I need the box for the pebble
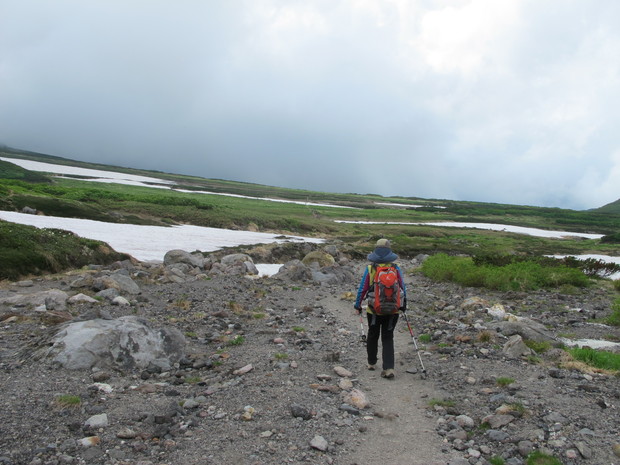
[310,435,328,451]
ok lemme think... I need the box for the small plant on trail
[227,335,245,346]
[169,298,191,311]
[274,352,288,360]
[524,340,551,353]
[489,457,505,465]
[428,398,455,408]
[252,312,266,319]
[418,333,431,343]
[228,301,244,314]
[477,330,494,343]
[184,376,202,384]
[292,326,305,333]
[526,450,563,465]
[55,394,81,408]
[496,377,515,387]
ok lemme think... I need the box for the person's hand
[354,304,362,314]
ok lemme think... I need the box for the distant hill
[593,199,620,214]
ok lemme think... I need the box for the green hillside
[1,145,619,280]
[595,198,620,214]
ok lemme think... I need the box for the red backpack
[370,264,401,315]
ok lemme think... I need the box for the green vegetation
[524,340,552,353]
[606,298,620,326]
[526,451,563,465]
[184,376,202,384]
[428,398,455,408]
[418,333,432,343]
[0,221,128,280]
[274,352,289,360]
[227,335,245,346]
[292,326,305,332]
[489,457,505,465]
[421,253,590,291]
[496,377,515,387]
[567,347,620,371]
[2,147,620,281]
[54,394,81,408]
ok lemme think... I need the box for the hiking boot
[381,369,395,379]
[367,364,376,371]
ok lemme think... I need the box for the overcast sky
[1,1,619,210]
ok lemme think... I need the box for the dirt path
[320,288,461,465]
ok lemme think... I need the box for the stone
[502,335,533,358]
[68,293,98,304]
[310,435,329,451]
[164,249,204,268]
[483,414,515,429]
[342,388,369,409]
[291,404,313,420]
[455,415,475,430]
[302,250,335,268]
[84,413,108,429]
[44,316,185,370]
[333,366,353,377]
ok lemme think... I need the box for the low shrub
[567,347,620,371]
[421,253,589,291]
[496,377,515,387]
[526,450,563,465]
[606,298,620,326]
[0,221,128,280]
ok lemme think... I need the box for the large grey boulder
[164,249,204,269]
[45,316,185,370]
[97,273,141,295]
[493,317,556,343]
[1,289,69,310]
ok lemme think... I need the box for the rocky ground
[0,243,619,465]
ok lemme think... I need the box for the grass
[496,377,515,387]
[184,376,202,384]
[274,352,289,360]
[477,330,494,343]
[54,394,81,408]
[292,326,305,332]
[421,253,591,291]
[567,347,620,371]
[489,457,505,465]
[524,340,552,353]
[2,148,620,281]
[605,298,620,326]
[227,335,245,346]
[0,221,128,280]
[428,398,455,408]
[418,333,432,343]
[526,451,563,465]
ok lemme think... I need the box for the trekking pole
[358,311,367,344]
[402,311,427,378]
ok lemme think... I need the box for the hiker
[354,238,407,379]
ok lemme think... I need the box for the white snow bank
[0,211,323,262]
[335,220,604,240]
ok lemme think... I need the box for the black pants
[366,313,399,370]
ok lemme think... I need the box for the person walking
[354,238,407,379]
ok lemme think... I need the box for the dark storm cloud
[1,0,618,209]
